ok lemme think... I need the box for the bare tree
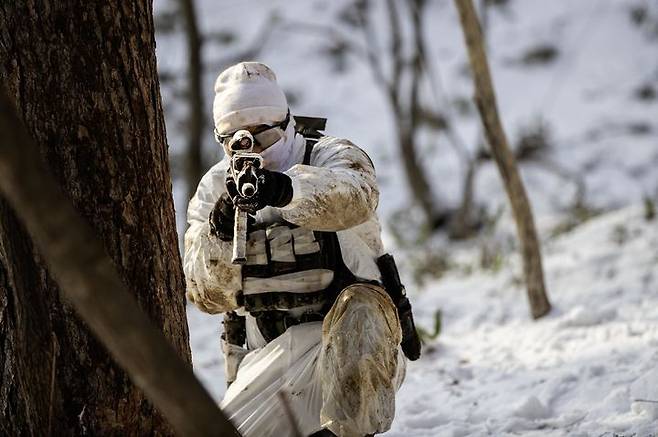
[344,0,483,237]
[454,0,551,319]
[0,0,222,433]
[355,0,444,228]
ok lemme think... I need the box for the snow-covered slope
[388,205,658,436]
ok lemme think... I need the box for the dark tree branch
[355,1,391,96]
[279,19,366,57]
[409,0,425,133]
[410,0,472,165]
[387,0,404,104]
[179,0,205,202]
[449,156,482,239]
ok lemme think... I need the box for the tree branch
[179,0,205,202]
[409,0,424,132]
[356,1,394,102]
[387,0,404,104]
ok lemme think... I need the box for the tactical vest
[228,117,357,343]
[241,223,355,342]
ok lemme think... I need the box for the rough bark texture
[0,1,192,434]
[454,0,551,319]
[0,90,240,437]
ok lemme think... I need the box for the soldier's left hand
[228,169,293,213]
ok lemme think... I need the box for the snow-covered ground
[388,205,658,436]
[156,0,658,435]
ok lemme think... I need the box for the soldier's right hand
[209,193,235,241]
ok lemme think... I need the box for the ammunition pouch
[222,311,246,348]
[252,310,326,343]
[235,225,356,343]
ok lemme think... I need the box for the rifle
[226,130,263,264]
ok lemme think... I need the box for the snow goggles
[215,111,290,151]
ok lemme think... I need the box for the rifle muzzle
[241,183,256,198]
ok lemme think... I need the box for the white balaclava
[213,62,303,172]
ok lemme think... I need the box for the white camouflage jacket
[184,130,385,324]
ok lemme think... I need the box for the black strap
[294,115,327,139]
[303,140,314,166]
[294,114,323,165]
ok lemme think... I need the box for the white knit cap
[212,62,288,135]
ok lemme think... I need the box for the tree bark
[0,89,240,437]
[0,1,195,434]
[454,0,551,319]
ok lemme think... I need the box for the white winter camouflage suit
[184,120,406,436]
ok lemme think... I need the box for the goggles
[215,111,290,151]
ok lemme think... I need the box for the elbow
[316,185,379,231]
[343,187,378,228]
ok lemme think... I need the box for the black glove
[226,169,293,214]
[209,193,235,241]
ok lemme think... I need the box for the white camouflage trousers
[220,283,406,437]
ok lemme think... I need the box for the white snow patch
[557,305,617,328]
[513,396,551,420]
[630,368,658,421]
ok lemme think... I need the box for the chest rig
[223,116,356,345]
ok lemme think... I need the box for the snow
[155,0,658,435]
[384,206,658,436]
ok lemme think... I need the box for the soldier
[184,62,419,437]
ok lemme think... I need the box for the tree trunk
[179,0,206,202]
[454,0,551,319]
[398,126,440,226]
[0,1,192,434]
[0,89,239,437]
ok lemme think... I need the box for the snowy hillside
[155,0,658,435]
[388,205,658,436]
